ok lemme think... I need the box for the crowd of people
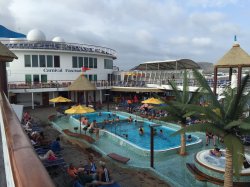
[22,111,117,187]
[67,155,115,186]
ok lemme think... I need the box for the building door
[42,92,49,106]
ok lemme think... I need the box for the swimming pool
[70,112,200,151]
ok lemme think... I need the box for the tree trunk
[224,148,233,187]
[179,124,186,155]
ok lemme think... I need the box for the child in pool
[210,148,222,157]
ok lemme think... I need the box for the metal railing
[0,92,55,187]
[0,40,117,59]
[7,79,232,90]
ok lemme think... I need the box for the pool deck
[52,111,217,187]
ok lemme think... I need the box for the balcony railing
[0,92,55,187]
[1,40,117,59]
[7,79,231,90]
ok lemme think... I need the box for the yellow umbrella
[65,105,95,114]
[141,97,163,104]
[65,105,95,134]
[49,96,72,103]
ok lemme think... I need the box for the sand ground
[25,106,170,187]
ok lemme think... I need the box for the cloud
[1,0,250,70]
[188,0,238,8]
[192,37,212,47]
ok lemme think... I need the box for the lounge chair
[98,182,120,187]
[42,158,66,168]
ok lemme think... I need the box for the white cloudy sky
[1,0,250,70]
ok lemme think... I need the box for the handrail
[0,92,55,187]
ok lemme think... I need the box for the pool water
[72,112,198,150]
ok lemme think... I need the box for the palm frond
[238,122,250,130]
[224,120,242,130]
[227,75,250,120]
[172,123,225,137]
[168,80,182,102]
[192,69,225,117]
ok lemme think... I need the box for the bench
[107,153,130,164]
[62,129,95,143]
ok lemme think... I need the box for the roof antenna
[233,35,239,47]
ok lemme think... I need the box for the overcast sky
[1,0,250,70]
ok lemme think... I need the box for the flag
[81,67,91,72]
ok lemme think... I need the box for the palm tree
[175,69,250,187]
[160,70,201,155]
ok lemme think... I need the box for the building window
[6,62,10,67]
[32,55,38,67]
[104,59,113,69]
[93,58,97,68]
[24,55,31,67]
[25,74,32,84]
[94,74,97,81]
[89,74,93,81]
[72,56,78,68]
[33,74,40,83]
[39,55,46,67]
[54,56,60,67]
[89,57,93,68]
[79,57,83,68]
[47,55,53,67]
[41,74,47,83]
[84,57,88,67]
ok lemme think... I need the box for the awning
[131,59,200,71]
[111,87,164,93]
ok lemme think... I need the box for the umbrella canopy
[65,105,95,114]
[49,96,72,103]
[68,74,96,91]
[65,105,95,134]
[141,97,163,104]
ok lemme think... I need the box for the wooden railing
[0,92,55,187]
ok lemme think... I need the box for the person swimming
[139,126,144,135]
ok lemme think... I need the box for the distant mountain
[0,25,26,38]
[197,62,214,74]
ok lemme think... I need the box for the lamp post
[150,124,161,168]
[105,94,110,112]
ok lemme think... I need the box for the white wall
[7,49,114,83]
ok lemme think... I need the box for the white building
[1,28,117,108]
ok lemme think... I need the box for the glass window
[39,55,46,67]
[41,74,47,83]
[33,74,40,83]
[79,57,83,68]
[89,57,93,68]
[54,56,60,67]
[24,55,31,67]
[32,55,38,67]
[93,58,97,68]
[84,57,88,67]
[25,74,32,84]
[94,74,97,81]
[89,74,93,81]
[72,56,78,68]
[47,55,53,67]
[104,59,113,69]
